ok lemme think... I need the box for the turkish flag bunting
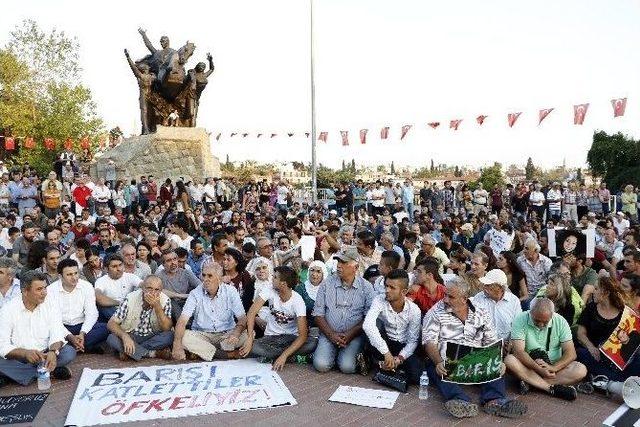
[305,132,310,138]
[318,131,328,143]
[24,137,35,149]
[80,137,90,150]
[271,133,277,138]
[538,108,554,125]
[216,133,222,141]
[44,138,55,150]
[230,133,237,137]
[5,137,15,150]
[242,133,248,138]
[508,112,522,128]
[574,103,589,125]
[380,126,389,139]
[400,125,412,140]
[257,133,263,138]
[476,115,488,125]
[450,119,462,130]
[64,138,73,150]
[340,131,349,146]
[611,98,627,117]
[360,129,368,144]
[428,122,440,129]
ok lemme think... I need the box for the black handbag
[372,369,409,393]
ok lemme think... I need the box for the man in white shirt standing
[95,253,143,322]
[0,271,76,386]
[471,269,522,341]
[48,259,109,353]
[473,183,489,215]
[370,181,386,217]
[0,258,21,309]
[362,269,422,384]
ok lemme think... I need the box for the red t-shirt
[72,186,92,208]
[408,283,446,315]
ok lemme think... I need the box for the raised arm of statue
[138,28,156,54]
[205,52,215,78]
[124,49,143,80]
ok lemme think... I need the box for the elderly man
[355,230,381,275]
[121,243,151,280]
[106,275,173,361]
[156,250,202,320]
[517,238,552,298]
[48,259,108,353]
[0,271,76,386]
[0,258,21,309]
[312,246,375,374]
[471,269,522,341]
[95,253,143,322]
[423,278,526,419]
[173,266,247,361]
[505,297,587,401]
[418,235,450,275]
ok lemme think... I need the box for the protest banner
[547,227,595,258]
[65,360,296,426]
[0,393,48,425]
[329,385,399,409]
[601,307,640,371]
[442,340,503,384]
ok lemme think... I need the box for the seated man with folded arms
[362,269,423,383]
[172,265,247,361]
[505,297,587,401]
[0,271,76,387]
[106,275,174,361]
[48,259,109,353]
[240,266,316,370]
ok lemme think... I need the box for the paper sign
[329,385,399,409]
[601,307,640,371]
[443,340,503,384]
[0,393,48,425]
[547,227,595,258]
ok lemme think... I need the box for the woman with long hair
[497,250,528,301]
[136,241,158,273]
[175,180,190,214]
[537,273,581,327]
[222,247,255,312]
[82,247,104,285]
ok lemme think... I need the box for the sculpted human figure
[125,49,156,135]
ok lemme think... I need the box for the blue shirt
[181,284,246,333]
[7,181,21,204]
[352,187,366,206]
[0,279,21,309]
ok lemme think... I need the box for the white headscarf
[305,260,327,300]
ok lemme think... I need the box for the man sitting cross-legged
[505,297,587,401]
[240,266,317,370]
[172,265,248,361]
[362,269,423,384]
[106,275,174,361]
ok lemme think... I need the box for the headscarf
[305,260,327,300]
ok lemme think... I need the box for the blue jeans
[313,333,364,374]
[403,203,414,221]
[98,306,117,323]
[66,322,109,351]
[425,360,507,404]
[0,344,76,386]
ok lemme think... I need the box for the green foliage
[587,131,640,190]
[525,157,536,180]
[0,19,103,173]
[390,161,395,174]
[475,162,504,190]
[317,164,354,188]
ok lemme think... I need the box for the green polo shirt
[510,311,572,363]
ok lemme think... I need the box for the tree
[0,20,102,173]
[430,159,434,172]
[390,161,395,174]
[351,158,355,173]
[476,162,505,190]
[341,159,346,171]
[454,165,460,177]
[587,131,640,190]
[525,157,536,180]
[576,168,583,184]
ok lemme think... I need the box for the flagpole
[310,0,318,203]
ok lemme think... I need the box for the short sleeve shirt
[510,311,573,363]
[95,273,143,304]
[260,287,306,336]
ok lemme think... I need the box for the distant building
[277,162,309,185]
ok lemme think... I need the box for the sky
[2,0,640,169]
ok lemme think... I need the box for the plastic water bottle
[419,371,429,400]
[37,363,51,391]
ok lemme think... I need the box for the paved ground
[0,353,622,426]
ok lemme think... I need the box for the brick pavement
[0,354,622,426]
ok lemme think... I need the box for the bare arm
[154,301,173,332]
[138,28,156,53]
[518,278,529,302]
[95,289,119,307]
[124,50,142,79]
[239,297,266,357]
[551,341,577,372]
[205,53,215,78]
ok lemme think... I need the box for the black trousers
[365,337,424,385]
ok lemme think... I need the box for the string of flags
[0,135,106,151]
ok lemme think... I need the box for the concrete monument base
[91,126,221,182]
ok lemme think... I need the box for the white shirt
[471,290,522,340]
[276,185,289,205]
[259,287,306,336]
[529,191,546,206]
[371,188,385,208]
[614,218,630,236]
[92,185,111,203]
[203,183,216,202]
[547,189,562,210]
[0,279,21,309]
[0,297,69,358]
[95,273,142,304]
[48,279,99,333]
[363,295,421,360]
[169,233,193,250]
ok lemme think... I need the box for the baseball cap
[479,269,508,287]
[333,246,359,263]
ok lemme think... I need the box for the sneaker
[482,399,527,419]
[518,380,530,395]
[591,375,610,391]
[356,353,369,376]
[52,366,72,380]
[549,384,577,401]
[445,399,478,418]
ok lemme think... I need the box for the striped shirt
[312,273,375,333]
[422,299,498,360]
[517,254,552,294]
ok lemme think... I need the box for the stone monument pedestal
[91,126,220,182]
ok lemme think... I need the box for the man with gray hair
[505,297,586,401]
[423,277,526,419]
[471,269,522,340]
[0,258,20,309]
[517,238,552,297]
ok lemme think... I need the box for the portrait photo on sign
[600,307,640,371]
[547,228,594,258]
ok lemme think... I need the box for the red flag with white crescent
[450,120,462,130]
[44,138,55,150]
[4,137,15,150]
[428,122,440,129]
[360,129,368,144]
[574,103,589,125]
[64,138,73,150]
[305,132,310,138]
[340,131,349,146]
[318,132,328,142]
[24,137,35,149]
[538,108,554,125]
[611,98,627,117]
[507,112,522,128]
[80,137,90,150]
[380,126,389,139]
[271,133,277,138]
[400,125,412,140]
[476,115,488,125]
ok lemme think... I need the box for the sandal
[444,399,478,418]
[483,399,527,419]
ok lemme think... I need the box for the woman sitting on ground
[222,247,255,312]
[536,273,583,327]
[497,250,529,302]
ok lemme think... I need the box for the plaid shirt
[114,298,172,337]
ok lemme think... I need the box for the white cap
[479,269,508,288]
